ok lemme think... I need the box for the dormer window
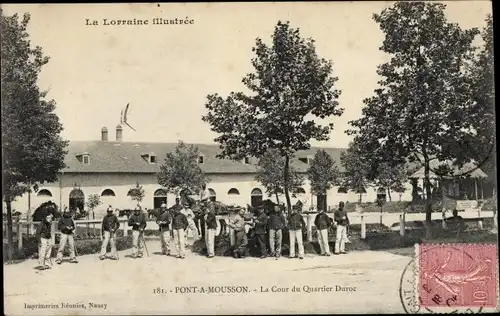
[76,152,91,165]
[298,156,313,164]
[141,152,157,164]
[243,157,250,164]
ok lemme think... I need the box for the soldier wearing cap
[172,202,189,259]
[156,203,172,256]
[100,205,120,260]
[128,205,147,258]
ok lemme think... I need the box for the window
[355,187,367,194]
[298,157,308,164]
[295,187,306,194]
[69,189,85,213]
[150,155,157,164]
[82,155,90,165]
[198,156,204,164]
[208,188,216,202]
[317,194,327,211]
[37,189,52,197]
[377,187,387,202]
[228,188,240,195]
[337,187,348,194]
[243,157,250,164]
[153,189,168,209]
[250,188,263,207]
[101,189,116,197]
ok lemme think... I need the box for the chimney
[101,127,108,141]
[116,124,123,142]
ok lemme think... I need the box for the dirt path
[4,240,412,315]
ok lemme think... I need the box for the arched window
[337,187,348,194]
[251,188,263,207]
[208,188,216,202]
[153,188,168,209]
[37,189,52,197]
[69,188,85,212]
[377,187,387,202]
[228,188,240,195]
[355,187,367,194]
[295,187,306,194]
[101,189,116,197]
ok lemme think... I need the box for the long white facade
[5,172,414,218]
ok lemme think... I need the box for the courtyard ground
[4,239,413,315]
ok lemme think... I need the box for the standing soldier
[35,210,54,270]
[205,202,217,258]
[253,206,268,259]
[198,184,210,240]
[287,206,306,259]
[334,201,350,255]
[172,202,189,259]
[128,206,147,258]
[314,207,332,256]
[56,207,78,264]
[228,208,248,258]
[156,203,171,256]
[268,205,286,259]
[100,206,120,260]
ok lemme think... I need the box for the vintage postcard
[2,1,498,315]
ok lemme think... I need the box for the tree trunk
[283,155,292,214]
[387,188,392,202]
[423,157,433,238]
[5,199,14,261]
[358,191,362,204]
[27,189,31,235]
[275,192,280,205]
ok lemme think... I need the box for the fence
[3,209,497,251]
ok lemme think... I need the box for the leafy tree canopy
[307,149,340,195]
[346,2,481,221]
[2,13,68,202]
[202,21,343,210]
[156,141,209,196]
[255,149,304,198]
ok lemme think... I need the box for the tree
[255,149,304,204]
[308,149,340,208]
[1,13,68,260]
[347,3,480,230]
[340,140,370,203]
[461,15,495,181]
[202,21,343,212]
[85,193,101,235]
[374,162,408,202]
[157,141,209,196]
[128,182,145,206]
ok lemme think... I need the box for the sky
[3,2,492,148]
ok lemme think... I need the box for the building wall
[5,172,414,218]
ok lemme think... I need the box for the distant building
[6,125,415,217]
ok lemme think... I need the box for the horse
[32,201,61,221]
[190,200,230,238]
[118,209,133,218]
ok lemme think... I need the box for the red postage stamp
[418,243,498,308]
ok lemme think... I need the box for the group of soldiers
[34,183,352,270]
[226,201,351,259]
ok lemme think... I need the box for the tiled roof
[62,140,346,174]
